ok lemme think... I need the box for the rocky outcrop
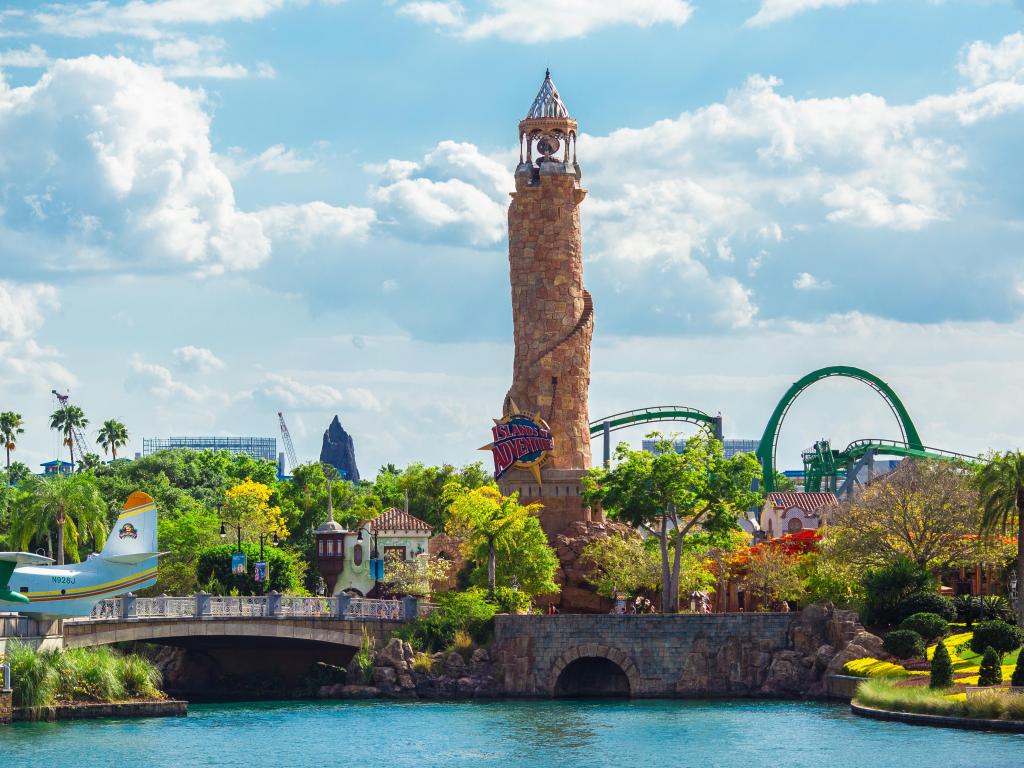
[319,416,360,482]
[318,639,498,701]
[549,519,631,613]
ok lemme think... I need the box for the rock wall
[0,689,11,724]
[491,603,876,698]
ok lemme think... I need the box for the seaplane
[0,491,160,618]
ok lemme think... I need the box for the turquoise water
[1,699,1022,767]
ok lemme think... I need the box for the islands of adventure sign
[481,401,555,483]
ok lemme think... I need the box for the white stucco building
[760,492,839,539]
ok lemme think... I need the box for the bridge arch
[757,366,923,492]
[549,644,640,698]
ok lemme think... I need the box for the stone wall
[0,690,11,725]
[491,603,870,698]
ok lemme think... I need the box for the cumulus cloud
[792,271,831,290]
[959,32,1024,87]
[127,354,209,402]
[396,0,693,42]
[0,45,50,68]
[256,202,376,249]
[369,140,508,247]
[0,56,271,278]
[151,35,274,79]
[745,0,875,28]
[218,144,318,178]
[172,345,225,374]
[257,373,383,411]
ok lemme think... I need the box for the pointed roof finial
[526,69,569,119]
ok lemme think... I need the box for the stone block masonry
[491,604,869,698]
[0,689,11,724]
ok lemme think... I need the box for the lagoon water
[1,699,1022,767]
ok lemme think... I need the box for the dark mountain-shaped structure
[319,416,360,482]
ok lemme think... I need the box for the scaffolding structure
[143,436,277,462]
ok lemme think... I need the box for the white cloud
[256,202,376,248]
[369,140,508,247]
[745,0,876,28]
[792,271,831,290]
[172,345,225,373]
[396,0,693,43]
[257,373,383,411]
[127,354,208,402]
[151,36,272,79]
[959,32,1024,87]
[0,56,271,278]
[822,183,942,229]
[0,281,59,340]
[30,1,325,40]
[0,44,49,68]
[218,143,318,179]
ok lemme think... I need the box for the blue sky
[1,0,1023,476]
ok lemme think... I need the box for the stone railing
[76,592,426,623]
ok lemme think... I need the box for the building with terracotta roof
[314,507,433,597]
[760,491,839,539]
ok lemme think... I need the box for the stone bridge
[61,593,418,653]
[492,613,805,698]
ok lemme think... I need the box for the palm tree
[11,474,108,565]
[0,411,24,474]
[977,451,1024,624]
[49,405,87,470]
[96,419,129,462]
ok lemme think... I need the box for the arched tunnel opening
[554,657,631,698]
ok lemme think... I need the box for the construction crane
[278,412,299,474]
[51,389,92,468]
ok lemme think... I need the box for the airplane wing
[0,552,51,604]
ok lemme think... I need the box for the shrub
[1012,651,1024,687]
[900,612,949,643]
[119,654,163,699]
[843,657,911,679]
[394,588,498,652]
[196,542,303,595]
[953,595,980,626]
[860,558,934,626]
[5,640,56,712]
[490,585,531,614]
[895,592,956,624]
[354,628,375,684]
[977,646,1003,687]
[854,679,961,717]
[453,629,474,659]
[969,620,1024,655]
[411,652,434,674]
[883,629,926,660]
[929,641,954,689]
[979,595,1013,622]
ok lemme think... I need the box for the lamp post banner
[254,562,268,583]
[231,552,247,575]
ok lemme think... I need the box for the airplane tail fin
[101,491,158,562]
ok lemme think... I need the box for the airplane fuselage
[0,557,158,618]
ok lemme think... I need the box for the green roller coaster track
[802,438,977,493]
[757,366,924,493]
[589,407,722,466]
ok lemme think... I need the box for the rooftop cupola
[517,69,579,179]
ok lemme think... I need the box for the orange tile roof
[764,492,839,515]
[367,507,432,533]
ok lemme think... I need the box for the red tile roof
[367,508,432,533]
[764,492,839,515]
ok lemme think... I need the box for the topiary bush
[969,620,1024,655]
[894,592,956,624]
[977,646,1003,687]
[953,595,980,627]
[929,641,954,689]
[1012,651,1024,688]
[900,612,949,643]
[883,629,926,660]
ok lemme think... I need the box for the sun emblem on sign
[480,400,555,483]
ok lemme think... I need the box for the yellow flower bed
[844,658,911,679]
[944,692,967,702]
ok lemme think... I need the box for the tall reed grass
[855,678,1024,721]
[3,641,163,718]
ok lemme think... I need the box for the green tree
[154,500,220,594]
[78,453,102,473]
[580,533,661,599]
[196,542,304,595]
[97,419,129,461]
[49,405,88,470]
[741,545,804,610]
[977,646,1003,686]
[929,641,954,689]
[773,472,797,492]
[5,462,31,486]
[445,485,558,599]
[0,411,25,474]
[381,551,452,598]
[372,461,494,530]
[859,556,935,626]
[1012,649,1024,687]
[977,451,1024,624]
[583,433,762,613]
[11,474,107,564]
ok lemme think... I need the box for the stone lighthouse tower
[496,70,595,536]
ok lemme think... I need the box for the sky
[0,0,1023,478]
